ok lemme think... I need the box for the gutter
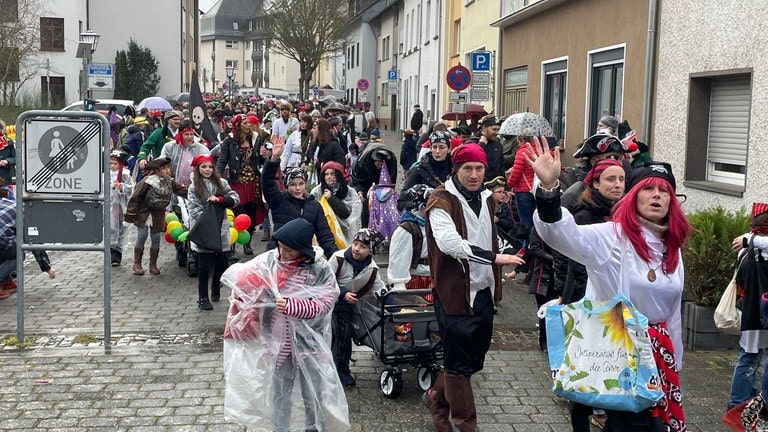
[640,0,658,143]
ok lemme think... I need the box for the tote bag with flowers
[545,293,664,412]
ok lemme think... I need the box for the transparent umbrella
[499,112,555,137]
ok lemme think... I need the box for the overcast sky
[199,0,216,13]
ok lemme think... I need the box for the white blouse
[534,209,685,369]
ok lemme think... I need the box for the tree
[0,0,47,106]
[113,39,160,102]
[263,0,349,100]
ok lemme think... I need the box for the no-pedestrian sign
[23,118,103,194]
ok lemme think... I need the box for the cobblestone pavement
[0,137,738,431]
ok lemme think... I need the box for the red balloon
[164,232,174,243]
[233,214,252,231]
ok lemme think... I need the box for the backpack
[143,176,173,211]
[400,220,424,270]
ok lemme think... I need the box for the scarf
[452,177,483,216]
[344,248,372,277]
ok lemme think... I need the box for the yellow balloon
[226,208,234,217]
[227,214,235,223]
[166,220,182,232]
[229,227,238,244]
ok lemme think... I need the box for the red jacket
[506,146,534,193]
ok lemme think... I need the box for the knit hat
[283,167,308,186]
[583,159,624,186]
[144,157,170,172]
[353,228,385,250]
[321,161,345,175]
[246,114,260,125]
[429,130,450,145]
[626,161,677,192]
[191,154,214,167]
[598,115,619,133]
[572,133,628,159]
[452,143,487,167]
[751,203,768,235]
[272,218,316,260]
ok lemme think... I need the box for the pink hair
[611,177,693,273]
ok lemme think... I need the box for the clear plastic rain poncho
[109,166,133,248]
[221,247,350,432]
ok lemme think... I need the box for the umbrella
[499,112,556,137]
[137,96,172,111]
[167,92,190,104]
[441,103,488,121]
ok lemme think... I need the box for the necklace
[646,250,669,282]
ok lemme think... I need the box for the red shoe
[0,290,9,300]
[1,280,17,294]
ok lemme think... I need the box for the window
[225,40,238,49]
[588,47,624,129]
[452,19,461,55]
[0,0,18,22]
[40,76,65,108]
[225,60,239,68]
[40,17,64,51]
[426,1,431,41]
[381,35,390,61]
[356,43,360,67]
[249,20,253,31]
[543,59,567,143]
[233,21,238,30]
[503,67,528,114]
[245,60,251,70]
[245,40,250,50]
[685,72,751,190]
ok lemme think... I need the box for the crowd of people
[3,98,764,432]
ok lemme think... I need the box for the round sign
[38,126,89,175]
[357,78,370,91]
[446,65,472,91]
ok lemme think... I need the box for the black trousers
[196,251,230,300]
[434,288,494,376]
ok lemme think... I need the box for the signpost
[88,63,114,90]
[387,70,398,81]
[15,111,112,350]
[446,64,472,91]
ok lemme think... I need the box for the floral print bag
[545,293,664,412]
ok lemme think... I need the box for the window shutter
[707,76,750,166]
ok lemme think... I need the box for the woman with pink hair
[526,136,693,432]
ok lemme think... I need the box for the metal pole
[82,56,88,106]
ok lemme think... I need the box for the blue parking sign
[471,52,491,72]
[387,70,398,81]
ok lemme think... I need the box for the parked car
[61,99,135,117]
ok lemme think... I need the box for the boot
[110,248,121,266]
[132,248,145,275]
[426,371,453,432]
[243,242,253,255]
[444,374,478,432]
[149,248,161,275]
[261,227,270,241]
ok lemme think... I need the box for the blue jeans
[731,347,764,407]
[515,192,535,230]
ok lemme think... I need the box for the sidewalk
[0,240,737,431]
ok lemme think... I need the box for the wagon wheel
[380,369,403,399]
[416,366,437,391]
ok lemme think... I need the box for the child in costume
[109,148,134,266]
[387,185,433,298]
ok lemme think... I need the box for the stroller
[174,196,197,277]
[351,289,443,398]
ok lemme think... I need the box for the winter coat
[216,135,260,184]
[350,143,397,195]
[399,135,418,172]
[527,228,554,297]
[124,125,144,158]
[0,142,16,185]
[187,176,240,253]
[262,158,338,258]
[306,137,345,170]
[397,153,453,211]
[124,174,188,233]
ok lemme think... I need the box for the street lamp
[225,65,234,99]
[77,30,100,105]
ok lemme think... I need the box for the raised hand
[523,136,561,189]
[271,136,286,157]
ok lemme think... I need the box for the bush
[683,206,750,307]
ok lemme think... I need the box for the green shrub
[683,206,750,307]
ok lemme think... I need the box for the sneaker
[590,414,607,429]
[198,298,214,310]
[0,290,9,300]
[338,371,356,387]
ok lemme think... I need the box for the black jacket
[397,153,452,210]
[306,137,345,169]
[216,135,260,183]
[261,158,337,258]
[480,139,504,181]
[410,109,424,131]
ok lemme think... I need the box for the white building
[8,0,196,107]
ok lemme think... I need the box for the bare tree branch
[0,0,47,105]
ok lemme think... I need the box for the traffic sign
[387,70,398,81]
[312,85,319,93]
[360,92,368,103]
[449,92,468,103]
[471,51,492,72]
[471,87,491,101]
[472,73,491,87]
[88,63,114,90]
[449,103,467,114]
[446,64,471,91]
[23,118,103,194]
[387,81,398,95]
[357,78,370,91]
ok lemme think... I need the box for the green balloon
[170,227,184,241]
[236,230,251,245]
[229,220,234,227]
[165,213,179,223]
[177,231,189,242]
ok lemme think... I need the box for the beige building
[493,0,653,165]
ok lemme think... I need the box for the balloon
[229,221,234,227]
[177,231,189,242]
[170,227,184,241]
[166,220,182,232]
[236,230,251,245]
[233,214,252,231]
[226,208,234,217]
[164,232,174,243]
[165,213,179,223]
[229,227,238,244]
